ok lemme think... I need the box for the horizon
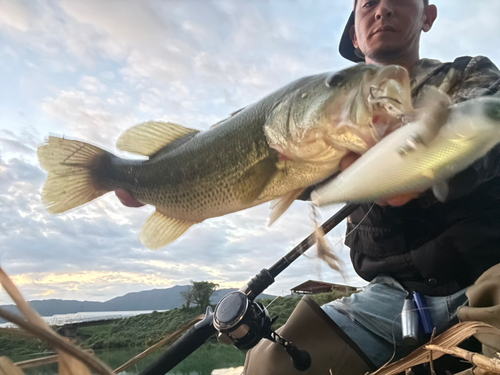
[1,0,499,304]
[3,281,357,304]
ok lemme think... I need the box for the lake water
[0,310,167,328]
[17,343,246,375]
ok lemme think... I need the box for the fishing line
[374,310,405,371]
[264,203,375,310]
[264,294,283,310]
[331,202,375,250]
[263,274,305,310]
[310,203,441,370]
[369,86,403,105]
[311,202,375,255]
[377,305,436,372]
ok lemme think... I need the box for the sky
[1,0,499,305]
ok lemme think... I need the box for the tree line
[180,280,219,309]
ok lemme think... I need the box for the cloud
[3,45,19,59]
[0,128,41,157]
[79,76,108,93]
[2,0,498,304]
[60,0,170,59]
[421,1,500,65]
[138,87,167,116]
[0,0,35,32]
[41,88,137,149]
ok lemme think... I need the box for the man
[245,1,500,373]
[321,0,500,369]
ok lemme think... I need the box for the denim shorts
[322,275,468,367]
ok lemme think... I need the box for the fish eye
[325,73,345,88]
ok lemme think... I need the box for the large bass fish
[38,64,413,249]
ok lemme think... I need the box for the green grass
[0,334,52,360]
[0,291,354,359]
[78,308,202,349]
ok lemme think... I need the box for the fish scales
[93,75,317,221]
[96,119,275,221]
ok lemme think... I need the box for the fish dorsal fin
[117,121,200,156]
[139,210,196,249]
[268,188,305,226]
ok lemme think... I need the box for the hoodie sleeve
[439,56,500,202]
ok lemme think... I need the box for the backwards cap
[339,8,365,63]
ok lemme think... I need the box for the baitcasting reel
[140,205,359,375]
[213,291,274,350]
[213,290,311,371]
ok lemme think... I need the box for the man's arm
[439,56,500,202]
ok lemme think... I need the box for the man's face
[351,0,434,62]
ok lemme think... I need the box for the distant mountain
[0,286,276,323]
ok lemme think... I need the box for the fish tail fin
[37,136,111,214]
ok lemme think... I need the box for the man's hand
[339,152,421,207]
[115,189,145,207]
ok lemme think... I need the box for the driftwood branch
[0,357,25,375]
[0,308,113,375]
[15,350,94,369]
[370,322,500,375]
[0,266,115,375]
[454,368,499,375]
[425,345,500,374]
[429,327,437,375]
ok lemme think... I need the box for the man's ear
[422,4,437,32]
[349,25,359,48]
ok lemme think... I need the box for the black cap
[339,10,365,62]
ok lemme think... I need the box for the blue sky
[1,0,499,303]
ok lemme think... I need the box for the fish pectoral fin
[432,181,450,202]
[237,157,278,204]
[117,121,200,156]
[139,211,195,249]
[268,188,305,226]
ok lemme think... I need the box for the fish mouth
[369,65,412,109]
[363,65,413,142]
[324,65,414,153]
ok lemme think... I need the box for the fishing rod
[141,202,359,375]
